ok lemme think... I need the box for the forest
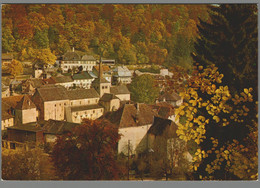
[2,4,209,69]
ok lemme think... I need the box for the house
[157,92,183,107]
[67,88,100,107]
[42,119,79,143]
[160,69,173,77]
[112,66,132,85]
[72,71,94,89]
[70,104,104,123]
[150,102,177,122]
[146,116,192,165]
[21,78,45,95]
[31,85,70,121]
[2,83,10,98]
[1,102,14,130]
[1,53,13,66]
[60,49,97,73]
[14,95,38,125]
[99,93,120,113]
[47,75,74,89]
[66,88,102,123]
[110,85,131,101]
[7,122,45,145]
[103,103,157,155]
[93,65,112,83]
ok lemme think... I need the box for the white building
[60,50,97,73]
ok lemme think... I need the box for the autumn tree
[175,64,258,180]
[51,119,125,180]
[2,147,57,180]
[130,74,160,104]
[6,59,24,76]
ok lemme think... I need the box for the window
[88,100,90,104]
[54,104,56,107]
[102,86,104,89]
[93,110,95,113]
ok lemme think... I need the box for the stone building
[112,66,132,85]
[47,76,74,89]
[72,71,94,89]
[99,93,120,113]
[14,95,38,125]
[110,85,131,101]
[103,103,157,155]
[31,85,70,121]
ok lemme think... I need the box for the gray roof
[72,71,93,80]
[63,51,81,61]
[110,85,130,95]
[67,88,99,100]
[71,104,103,112]
[42,119,79,135]
[34,85,69,102]
[81,55,96,61]
[113,66,132,77]
[99,93,119,102]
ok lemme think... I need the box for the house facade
[60,50,97,73]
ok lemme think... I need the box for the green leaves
[130,74,160,104]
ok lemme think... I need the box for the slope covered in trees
[2,4,209,68]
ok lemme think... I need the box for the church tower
[92,57,111,97]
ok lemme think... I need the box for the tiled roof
[103,103,157,128]
[42,119,79,134]
[147,116,178,137]
[110,85,130,95]
[158,92,181,102]
[7,123,43,133]
[35,85,69,101]
[150,102,175,119]
[2,95,24,108]
[99,93,119,102]
[72,71,93,80]
[23,78,45,88]
[15,95,36,110]
[67,88,99,100]
[48,76,73,84]
[2,102,13,120]
[71,104,103,112]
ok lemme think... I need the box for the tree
[130,74,160,104]
[6,59,23,76]
[193,5,258,97]
[175,64,258,180]
[29,48,56,66]
[51,119,125,180]
[2,147,57,180]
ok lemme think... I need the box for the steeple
[99,55,103,80]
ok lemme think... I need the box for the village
[2,4,257,182]
[1,49,191,180]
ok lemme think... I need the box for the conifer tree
[193,4,258,96]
